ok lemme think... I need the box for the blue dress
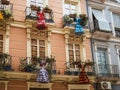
[75,18,84,35]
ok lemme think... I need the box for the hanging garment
[36,67,49,83]
[75,18,84,35]
[0,12,3,20]
[36,60,49,83]
[36,11,47,30]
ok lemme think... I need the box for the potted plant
[69,13,77,18]
[1,0,10,5]
[79,14,88,26]
[0,53,12,71]
[43,5,54,23]
[62,15,74,27]
[30,5,39,11]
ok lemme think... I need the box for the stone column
[47,30,51,57]
[5,24,10,54]
[27,28,31,64]
[81,36,87,62]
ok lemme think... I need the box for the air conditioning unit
[101,81,111,89]
[115,0,120,3]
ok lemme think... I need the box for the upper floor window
[92,8,111,32]
[64,0,79,15]
[26,0,47,9]
[0,35,3,53]
[31,39,45,58]
[68,44,80,67]
[113,13,120,37]
[64,3,77,15]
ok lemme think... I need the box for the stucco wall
[51,33,66,74]
[9,27,27,71]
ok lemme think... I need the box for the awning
[92,9,111,31]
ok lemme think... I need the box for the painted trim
[27,82,53,90]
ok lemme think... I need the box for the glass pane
[32,46,37,51]
[31,39,37,44]
[64,4,70,9]
[0,35,3,40]
[0,42,3,47]
[69,50,73,55]
[75,44,80,49]
[0,47,3,53]
[39,40,45,45]
[76,51,80,55]
[68,44,73,49]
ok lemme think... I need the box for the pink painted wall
[49,0,63,28]
[51,33,66,74]
[11,0,26,21]
[9,27,27,71]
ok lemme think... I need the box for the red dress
[36,11,47,30]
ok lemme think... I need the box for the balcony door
[97,48,110,76]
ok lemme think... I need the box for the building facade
[87,0,120,90]
[0,0,94,90]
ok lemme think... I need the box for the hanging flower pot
[69,13,77,18]
[30,5,38,11]
[43,6,52,13]
[1,0,10,5]
[79,14,88,26]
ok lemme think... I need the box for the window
[113,13,120,28]
[97,48,110,75]
[26,0,47,8]
[0,35,3,53]
[113,13,120,37]
[68,44,80,67]
[64,3,77,15]
[31,39,45,58]
[92,9,111,31]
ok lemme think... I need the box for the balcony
[0,1,13,28]
[0,56,95,84]
[95,64,119,80]
[25,6,55,31]
[63,14,88,37]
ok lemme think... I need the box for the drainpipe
[85,0,97,89]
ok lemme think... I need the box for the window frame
[63,0,80,15]
[68,43,81,63]
[31,38,46,58]
[26,0,48,8]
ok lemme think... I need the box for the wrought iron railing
[0,53,12,71]
[0,1,13,20]
[19,56,56,74]
[95,64,119,78]
[25,7,54,23]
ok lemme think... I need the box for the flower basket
[79,14,88,26]
[43,6,52,13]
[30,5,38,11]
[1,0,10,5]
[69,13,77,18]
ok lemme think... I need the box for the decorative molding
[88,1,105,10]
[68,84,91,90]
[27,82,53,90]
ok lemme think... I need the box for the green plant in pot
[0,53,11,71]
[62,15,74,27]
[79,14,88,27]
